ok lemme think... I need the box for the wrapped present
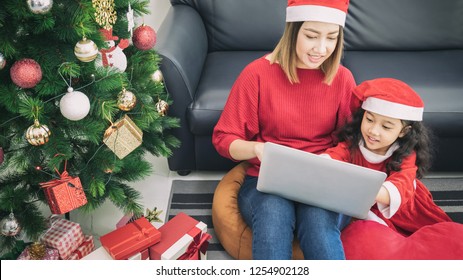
[127,248,150,260]
[39,160,87,215]
[17,245,59,260]
[66,235,95,260]
[103,114,143,159]
[41,216,85,260]
[149,212,211,260]
[100,217,161,260]
[116,212,142,229]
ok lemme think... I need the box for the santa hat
[353,78,424,121]
[100,28,119,41]
[286,0,350,27]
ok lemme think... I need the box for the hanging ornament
[132,24,156,50]
[1,212,22,236]
[59,87,90,121]
[155,99,169,116]
[152,70,163,83]
[27,0,53,14]
[117,88,137,111]
[28,242,46,260]
[0,147,4,165]
[74,37,98,62]
[0,53,6,70]
[10,58,42,88]
[26,119,51,146]
[92,0,117,30]
[95,29,129,72]
[126,3,135,36]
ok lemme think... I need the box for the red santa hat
[100,28,119,41]
[286,0,350,27]
[353,78,424,121]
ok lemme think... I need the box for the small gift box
[103,114,143,159]
[41,216,85,260]
[17,245,60,260]
[149,212,211,260]
[100,217,161,260]
[39,161,87,215]
[66,235,95,260]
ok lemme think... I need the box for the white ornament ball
[27,0,53,14]
[59,88,90,121]
[152,70,163,83]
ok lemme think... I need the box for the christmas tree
[0,0,179,255]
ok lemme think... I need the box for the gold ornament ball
[117,89,137,111]
[26,119,51,146]
[27,0,53,14]
[156,99,169,116]
[74,38,98,62]
[1,213,21,237]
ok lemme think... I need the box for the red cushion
[342,221,463,260]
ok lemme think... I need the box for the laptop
[256,142,387,219]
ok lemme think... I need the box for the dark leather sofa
[156,0,463,174]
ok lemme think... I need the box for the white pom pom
[59,90,90,121]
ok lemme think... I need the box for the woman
[213,0,356,259]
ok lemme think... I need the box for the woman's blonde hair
[270,22,344,85]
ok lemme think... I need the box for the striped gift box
[41,216,84,260]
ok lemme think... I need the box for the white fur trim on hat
[362,97,424,121]
[286,5,347,26]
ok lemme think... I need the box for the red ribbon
[178,231,212,260]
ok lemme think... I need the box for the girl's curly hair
[336,108,434,178]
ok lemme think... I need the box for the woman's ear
[399,125,411,138]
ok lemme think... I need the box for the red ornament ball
[10,58,42,88]
[133,25,156,50]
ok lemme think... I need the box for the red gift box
[17,246,60,260]
[39,161,87,214]
[100,217,161,260]
[41,216,85,259]
[127,248,150,260]
[149,212,211,260]
[66,235,95,260]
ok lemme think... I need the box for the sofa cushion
[171,0,285,51]
[187,51,268,136]
[345,0,463,51]
[343,50,463,137]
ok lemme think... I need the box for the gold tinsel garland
[92,0,117,30]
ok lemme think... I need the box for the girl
[323,78,463,259]
[213,0,355,260]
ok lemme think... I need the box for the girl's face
[295,21,339,69]
[361,111,408,155]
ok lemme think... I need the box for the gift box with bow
[103,114,143,159]
[39,160,87,215]
[100,217,161,260]
[66,235,94,260]
[41,216,85,260]
[17,246,60,260]
[149,212,212,260]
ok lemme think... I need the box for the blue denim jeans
[238,175,351,260]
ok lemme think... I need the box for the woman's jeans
[238,175,351,260]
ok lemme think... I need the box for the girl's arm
[376,186,391,206]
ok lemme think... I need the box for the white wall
[145,0,171,30]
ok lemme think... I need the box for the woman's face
[295,21,339,69]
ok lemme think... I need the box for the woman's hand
[254,142,264,161]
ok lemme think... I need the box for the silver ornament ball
[27,0,53,14]
[0,53,6,70]
[1,212,21,237]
